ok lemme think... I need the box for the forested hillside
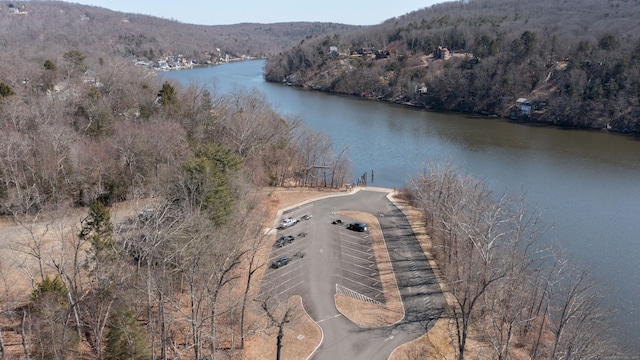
[0,0,355,213]
[265,0,640,132]
[0,1,357,67]
[0,2,633,359]
[0,3,352,357]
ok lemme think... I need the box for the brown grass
[387,194,492,360]
[241,187,342,359]
[0,187,487,359]
[242,296,322,360]
[259,186,344,223]
[389,317,458,360]
[248,189,462,359]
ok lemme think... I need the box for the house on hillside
[415,83,428,94]
[510,98,544,119]
[356,47,374,55]
[8,4,29,15]
[434,46,450,60]
[375,49,390,59]
[515,98,536,117]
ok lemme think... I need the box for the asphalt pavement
[261,189,445,360]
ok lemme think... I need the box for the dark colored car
[347,222,368,232]
[275,235,295,247]
[300,214,312,221]
[271,256,290,269]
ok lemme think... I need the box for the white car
[278,217,298,229]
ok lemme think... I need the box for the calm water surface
[163,60,640,352]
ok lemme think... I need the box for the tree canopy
[265,0,640,132]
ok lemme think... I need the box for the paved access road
[261,189,445,360]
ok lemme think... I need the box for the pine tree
[80,199,115,279]
[177,143,242,225]
[105,308,150,360]
[157,81,177,106]
[80,199,114,250]
[0,82,15,98]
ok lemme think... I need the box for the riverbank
[272,79,640,135]
[164,59,640,354]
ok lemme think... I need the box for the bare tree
[295,129,333,187]
[0,258,22,360]
[254,295,301,360]
[329,146,351,188]
[218,87,290,160]
[9,210,50,287]
[203,223,250,359]
[406,163,624,359]
[445,184,515,360]
[236,194,272,349]
[544,250,621,359]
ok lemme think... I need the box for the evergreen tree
[157,81,177,106]
[43,59,57,71]
[175,143,242,225]
[80,199,114,253]
[0,82,15,98]
[63,49,87,78]
[80,199,117,284]
[30,276,80,359]
[31,275,68,305]
[105,308,150,360]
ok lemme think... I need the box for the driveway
[260,189,445,360]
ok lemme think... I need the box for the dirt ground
[0,187,460,359]
[242,296,322,360]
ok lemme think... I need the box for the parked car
[278,217,298,229]
[271,256,290,269]
[300,214,312,221]
[275,235,295,247]
[347,222,368,232]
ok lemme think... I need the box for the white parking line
[341,252,375,265]
[350,261,377,273]
[339,265,376,280]
[266,268,302,288]
[341,243,374,257]
[317,314,342,323]
[336,274,384,295]
[342,236,370,247]
[341,232,365,240]
[258,276,304,299]
[268,245,305,262]
[276,280,304,298]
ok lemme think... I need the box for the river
[162,60,640,353]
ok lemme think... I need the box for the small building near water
[515,98,536,117]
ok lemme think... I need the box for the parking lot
[255,189,446,360]
[333,218,384,304]
[259,206,384,306]
[257,205,314,301]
